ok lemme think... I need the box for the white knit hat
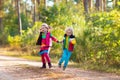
[65,27,74,34]
[41,23,49,29]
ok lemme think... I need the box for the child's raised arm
[50,34,59,43]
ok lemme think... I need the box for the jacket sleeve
[69,35,76,45]
[50,34,58,42]
[70,38,76,45]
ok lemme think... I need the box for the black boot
[41,63,46,69]
[58,63,61,68]
[48,62,52,68]
[63,66,66,71]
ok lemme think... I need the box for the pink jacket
[40,32,58,51]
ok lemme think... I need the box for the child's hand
[40,28,44,32]
[57,40,63,43]
[41,44,46,47]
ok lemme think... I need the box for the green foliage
[2,1,120,73]
[0,33,8,45]
[116,1,120,10]
[39,2,83,26]
[69,10,120,73]
[20,13,30,30]
[8,35,21,47]
[82,10,120,67]
[3,5,19,36]
[3,5,30,37]
[21,22,42,46]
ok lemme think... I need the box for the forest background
[0,0,120,74]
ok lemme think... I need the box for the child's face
[66,29,72,36]
[40,26,48,33]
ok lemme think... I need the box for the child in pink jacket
[36,23,59,68]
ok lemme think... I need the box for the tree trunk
[54,0,61,5]
[114,0,118,6]
[95,0,100,11]
[99,0,102,11]
[103,0,106,11]
[83,0,88,13]
[0,18,3,33]
[17,0,22,35]
[37,0,40,20]
[31,0,37,22]
[15,0,18,15]
[37,0,40,5]
[44,0,46,7]
[33,0,36,23]
[0,0,4,33]
[25,1,27,17]
[11,0,14,4]
[66,0,68,4]
[54,0,57,3]
[113,0,119,7]
[88,0,93,12]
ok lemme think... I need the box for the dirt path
[0,51,120,80]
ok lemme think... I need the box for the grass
[0,47,59,62]
[69,62,120,75]
[20,56,41,61]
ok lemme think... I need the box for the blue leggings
[59,49,72,67]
